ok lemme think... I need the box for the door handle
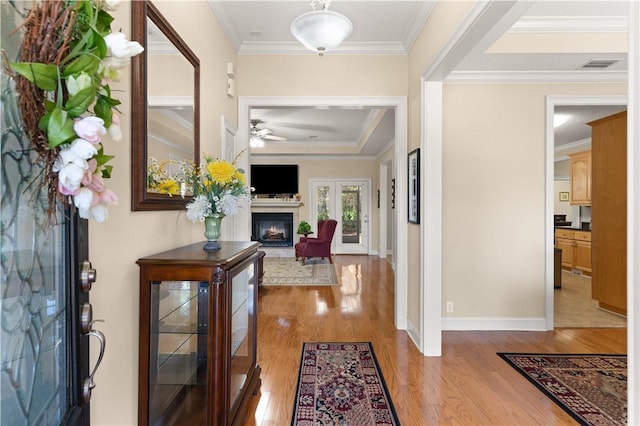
[80,303,106,402]
[80,260,97,292]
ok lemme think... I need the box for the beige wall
[91,2,237,425]
[238,55,407,96]
[405,1,477,333]
[441,83,625,319]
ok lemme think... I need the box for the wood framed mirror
[131,1,200,211]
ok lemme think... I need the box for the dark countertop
[555,226,591,232]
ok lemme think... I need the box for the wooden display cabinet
[137,241,263,425]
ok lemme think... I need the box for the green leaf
[94,97,113,128]
[10,62,58,91]
[63,54,100,76]
[65,86,97,117]
[95,153,114,167]
[38,111,52,132]
[96,9,114,33]
[101,164,113,179]
[46,108,76,147]
[94,29,107,58]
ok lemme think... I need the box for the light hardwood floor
[242,255,626,426]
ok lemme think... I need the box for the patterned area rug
[498,353,627,426]
[262,257,338,286]
[292,342,400,426]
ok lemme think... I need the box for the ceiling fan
[250,119,287,147]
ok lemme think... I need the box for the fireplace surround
[252,212,294,247]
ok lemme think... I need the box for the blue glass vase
[203,214,224,250]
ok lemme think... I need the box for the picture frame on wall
[408,148,420,224]
[559,191,569,201]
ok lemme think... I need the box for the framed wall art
[559,191,569,202]
[408,148,420,224]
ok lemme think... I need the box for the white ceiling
[207,0,630,157]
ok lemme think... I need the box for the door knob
[80,260,97,292]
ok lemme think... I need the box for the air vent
[581,59,620,69]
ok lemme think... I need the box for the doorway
[311,180,371,254]
[546,96,627,329]
[238,96,409,330]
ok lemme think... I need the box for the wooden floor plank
[241,255,626,425]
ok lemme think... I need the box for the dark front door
[1,4,98,424]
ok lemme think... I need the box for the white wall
[554,180,572,220]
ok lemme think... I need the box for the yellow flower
[206,160,235,185]
[157,179,180,195]
[234,171,246,186]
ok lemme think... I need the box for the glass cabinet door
[149,281,208,426]
[229,262,256,412]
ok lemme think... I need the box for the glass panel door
[311,180,369,254]
[1,4,89,424]
[229,262,255,413]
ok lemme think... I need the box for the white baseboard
[406,318,421,351]
[442,316,547,331]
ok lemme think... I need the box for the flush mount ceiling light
[291,0,353,56]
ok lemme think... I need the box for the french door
[1,4,96,424]
[311,180,370,254]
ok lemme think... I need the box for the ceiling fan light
[250,135,264,148]
[291,10,352,55]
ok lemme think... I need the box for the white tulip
[69,138,98,160]
[90,204,109,223]
[73,187,94,210]
[104,32,144,58]
[58,163,86,191]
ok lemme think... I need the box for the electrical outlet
[446,301,454,313]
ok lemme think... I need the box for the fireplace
[252,212,294,247]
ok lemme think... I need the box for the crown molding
[251,153,378,161]
[554,138,591,162]
[510,16,628,33]
[446,70,627,83]
[238,41,408,55]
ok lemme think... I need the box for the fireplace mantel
[250,199,303,208]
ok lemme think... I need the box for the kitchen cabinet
[589,111,627,316]
[554,229,591,275]
[569,150,591,205]
[136,241,263,425]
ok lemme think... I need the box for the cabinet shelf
[155,351,207,386]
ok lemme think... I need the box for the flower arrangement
[146,157,184,196]
[183,154,252,223]
[6,0,143,222]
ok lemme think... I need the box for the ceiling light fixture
[291,0,352,56]
[250,135,264,148]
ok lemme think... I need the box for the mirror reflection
[131,1,200,211]
[146,17,194,195]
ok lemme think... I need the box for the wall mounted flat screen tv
[250,164,299,195]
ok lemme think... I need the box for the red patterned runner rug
[292,342,400,425]
[498,353,626,426]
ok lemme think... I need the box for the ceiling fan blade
[263,134,288,141]
[256,129,271,136]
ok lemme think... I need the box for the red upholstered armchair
[295,219,337,265]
